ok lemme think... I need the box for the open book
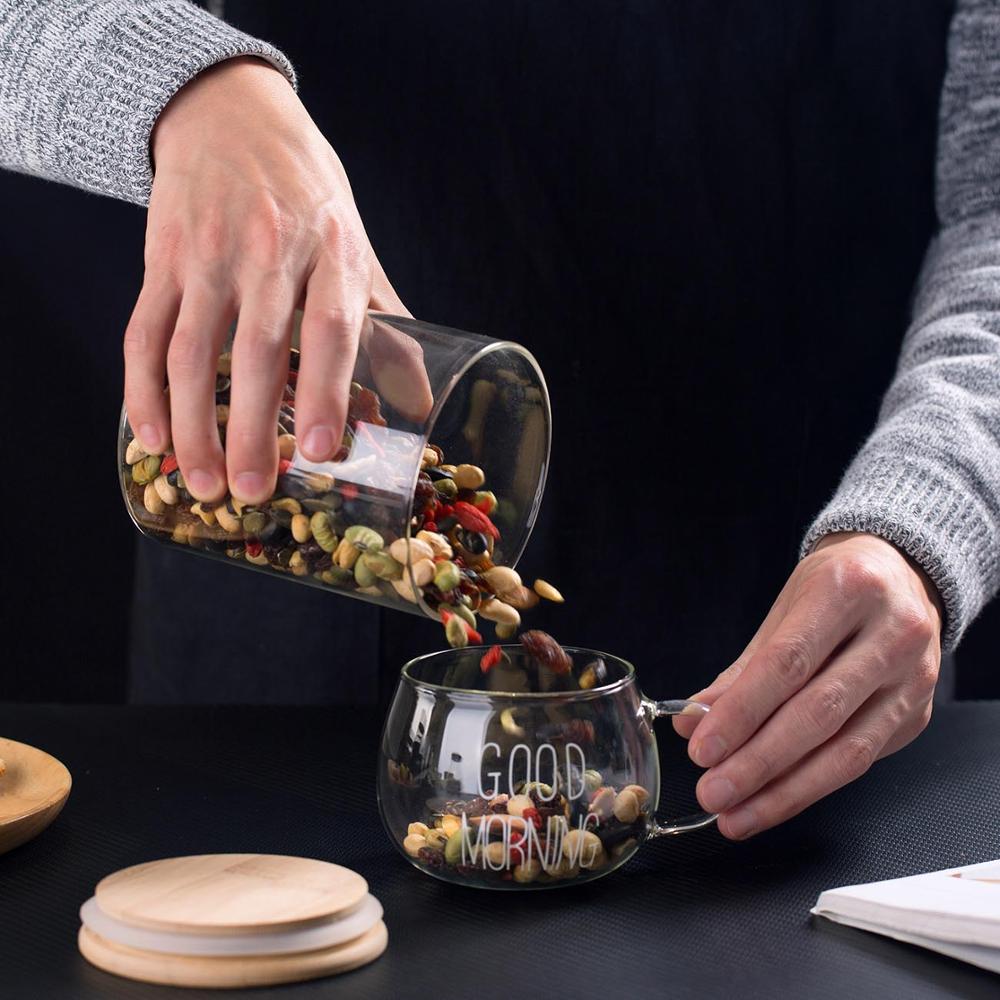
[812,860,1000,974]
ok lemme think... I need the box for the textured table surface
[1,702,997,1000]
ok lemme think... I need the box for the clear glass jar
[378,646,715,889]
[119,313,550,626]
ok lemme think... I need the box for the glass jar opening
[402,646,635,698]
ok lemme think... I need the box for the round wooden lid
[78,921,388,988]
[95,855,369,934]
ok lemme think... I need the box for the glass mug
[119,313,551,622]
[378,646,716,889]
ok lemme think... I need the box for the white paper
[812,860,1000,973]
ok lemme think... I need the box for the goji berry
[341,483,358,501]
[278,459,293,475]
[423,521,437,533]
[159,454,178,476]
[453,501,500,540]
[522,807,542,830]
[480,645,503,674]
[465,623,483,645]
[246,540,263,557]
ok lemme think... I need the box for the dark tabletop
[1,702,998,1000]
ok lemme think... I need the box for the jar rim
[385,319,552,611]
[400,646,637,701]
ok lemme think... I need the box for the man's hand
[124,56,416,505]
[676,532,943,840]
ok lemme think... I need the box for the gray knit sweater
[1,1,998,650]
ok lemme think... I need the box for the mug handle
[642,697,718,837]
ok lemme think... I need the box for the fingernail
[723,805,758,840]
[302,426,335,459]
[691,733,727,768]
[699,775,737,813]
[187,468,220,498]
[138,423,161,452]
[234,472,267,500]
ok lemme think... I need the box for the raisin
[520,630,572,675]
[348,386,387,427]
[413,474,436,512]
[443,796,489,817]
[417,847,444,868]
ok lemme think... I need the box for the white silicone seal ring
[79,893,384,956]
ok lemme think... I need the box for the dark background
[2,0,996,706]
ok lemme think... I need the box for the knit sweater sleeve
[0,0,295,205]
[801,0,1000,650]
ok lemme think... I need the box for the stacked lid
[78,854,387,988]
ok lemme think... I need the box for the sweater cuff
[61,1,296,205]
[800,442,997,651]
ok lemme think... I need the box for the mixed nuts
[121,349,562,645]
[400,779,650,885]
[395,633,650,886]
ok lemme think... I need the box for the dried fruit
[452,501,500,540]
[480,645,503,674]
[520,630,572,675]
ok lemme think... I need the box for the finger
[165,280,234,501]
[294,257,370,462]
[369,254,411,316]
[688,593,863,768]
[226,281,297,501]
[123,274,181,454]
[361,317,434,424]
[695,635,884,813]
[715,691,897,840]
[879,699,933,758]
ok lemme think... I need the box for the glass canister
[119,313,551,628]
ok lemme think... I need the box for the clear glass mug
[377,646,717,889]
[119,313,550,624]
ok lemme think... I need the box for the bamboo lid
[94,854,369,933]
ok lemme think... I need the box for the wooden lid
[95,855,369,934]
[78,920,388,988]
